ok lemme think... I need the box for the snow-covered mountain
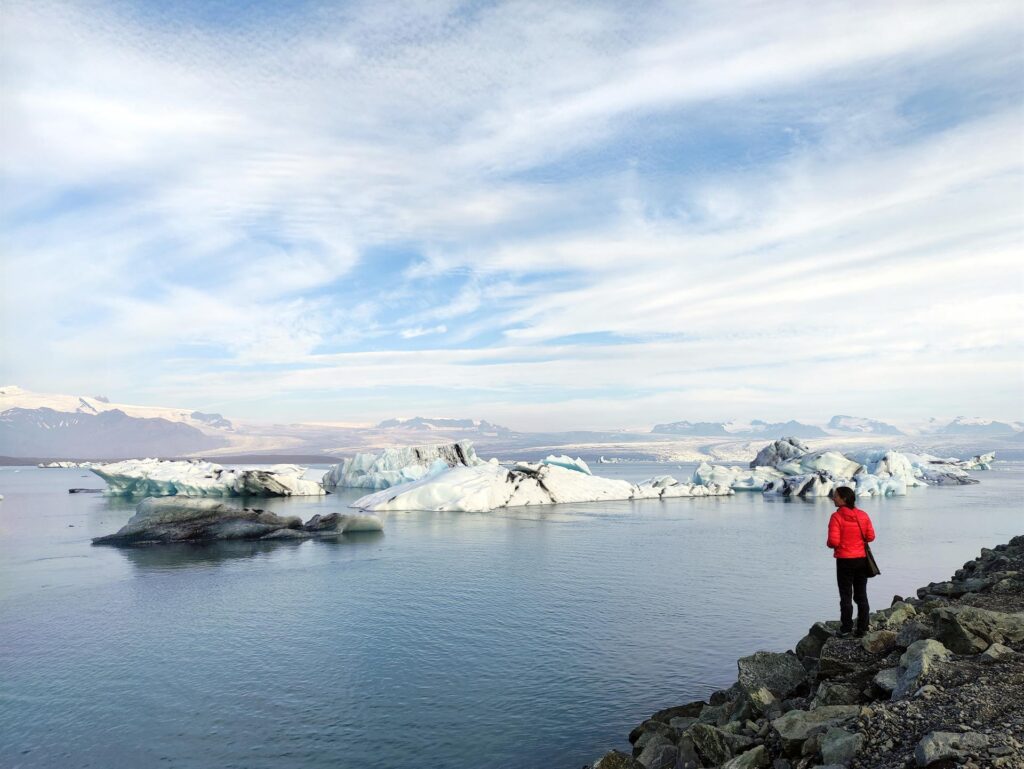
[827,415,903,435]
[376,416,512,436]
[933,417,1024,436]
[651,419,827,438]
[0,386,235,459]
[0,407,226,458]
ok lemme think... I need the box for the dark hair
[832,486,856,508]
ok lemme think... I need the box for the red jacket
[827,506,875,559]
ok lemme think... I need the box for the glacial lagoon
[1,462,1022,768]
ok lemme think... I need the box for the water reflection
[113,531,384,571]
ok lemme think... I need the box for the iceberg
[540,454,592,475]
[92,497,380,545]
[323,441,483,489]
[351,460,732,513]
[90,459,325,497]
[696,438,983,498]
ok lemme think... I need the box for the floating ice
[323,441,482,489]
[695,438,986,498]
[91,459,325,497]
[92,497,379,545]
[540,454,592,475]
[352,461,732,513]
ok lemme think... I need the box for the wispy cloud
[1,0,1021,428]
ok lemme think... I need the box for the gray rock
[896,620,934,649]
[594,750,645,769]
[676,734,699,769]
[811,682,862,708]
[723,745,769,769]
[689,723,733,766]
[633,730,673,753]
[771,706,859,754]
[820,726,863,765]
[872,667,899,695]
[893,640,950,699]
[629,718,678,744]
[648,700,705,725]
[817,637,878,679]
[697,702,731,725]
[635,740,677,769]
[795,622,833,659]
[878,601,918,629]
[980,643,1016,662]
[747,687,779,717]
[932,606,1024,654]
[860,630,897,655]
[914,731,990,766]
[737,651,807,698]
[668,716,697,732]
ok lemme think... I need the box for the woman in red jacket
[827,486,876,637]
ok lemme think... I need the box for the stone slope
[590,536,1024,769]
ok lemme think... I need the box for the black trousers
[836,557,870,632]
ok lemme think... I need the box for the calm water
[1,462,1022,769]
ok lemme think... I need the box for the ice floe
[91,459,325,497]
[351,459,732,513]
[92,497,379,545]
[693,438,990,498]
[322,441,482,489]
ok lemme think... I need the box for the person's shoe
[854,628,868,638]
[837,628,853,638]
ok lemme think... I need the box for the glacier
[351,458,732,513]
[693,438,989,498]
[90,459,325,497]
[322,440,483,489]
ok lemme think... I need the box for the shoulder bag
[855,515,881,578]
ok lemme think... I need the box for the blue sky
[1,0,1022,429]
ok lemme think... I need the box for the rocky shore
[590,536,1024,769]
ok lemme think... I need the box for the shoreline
[590,536,1024,769]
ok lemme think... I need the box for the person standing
[827,486,875,638]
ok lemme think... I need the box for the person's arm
[862,512,876,543]
[827,513,840,549]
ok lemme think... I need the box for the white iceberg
[696,438,983,498]
[323,441,483,489]
[540,454,592,475]
[351,461,732,513]
[91,459,325,497]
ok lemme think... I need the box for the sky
[1,0,1022,431]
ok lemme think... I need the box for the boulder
[594,750,645,769]
[872,667,899,696]
[860,630,897,655]
[689,723,733,766]
[746,687,780,717]
[914,731,990,766]
[932,606,1024,654]
[875,601,917,629]
[893,640,950,699]
[676,734,700,769]
[820,726,863,765]
[648,700,705,725]
[817,637,879,680]
[979,643,1016,662]
[896,620,934,649]
[635,740,677,769]
[737,651,807,698]
[771,706,859,754]
[795,622,833,659]
[633,728,673,753]
[810,682,862,708]
[722,745,769,769]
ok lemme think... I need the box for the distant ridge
[651,419,827,438]
[828,415,903,435]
